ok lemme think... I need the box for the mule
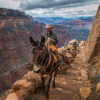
[27,36,61,99]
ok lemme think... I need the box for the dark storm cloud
[18,0,100,17]
[0,0,99,17]
[19,0,93,10]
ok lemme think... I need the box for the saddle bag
[48,43,57,53]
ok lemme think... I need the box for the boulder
[83,5,100,63]
[12,71,42,92]
[6,93,18,100]
[69,39,78,45]
[79,87,91,99]
[96,82,100,95]
[79,41,85,46]
[16,89,31,100]
[12,79,33,92]
[6,71,42,100]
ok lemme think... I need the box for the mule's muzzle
[34,69,41,73]
[26,63,34,71]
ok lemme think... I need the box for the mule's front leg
[45,74,52,99]
[41,77,45,95]
[52,69,57,88]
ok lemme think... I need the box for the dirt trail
[31,47,98,100]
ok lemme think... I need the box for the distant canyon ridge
[0,8,94,93]
[34,17,94,42]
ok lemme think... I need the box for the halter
[33,62,42,66]
[33,51,48,67]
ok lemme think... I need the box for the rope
[40,54,58,78]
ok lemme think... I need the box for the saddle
[47,42,63,64]
[51,51,62,63]
[48,43,57,53]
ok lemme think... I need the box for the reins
[40,52,58,78]
[32,46,58,78]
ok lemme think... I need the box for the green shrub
[66,44,68,47]
[73,42,77,45]
[67,48,71,50]
[91,77,97,91]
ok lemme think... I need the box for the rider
[41,24,60,63]
[41,24,58,47]
[41,24,66,65]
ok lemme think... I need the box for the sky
[0,0,100,18]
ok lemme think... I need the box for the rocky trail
[1,46,99,100]
[31,47,93,100]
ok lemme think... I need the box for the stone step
[72,62,82,65]
[74,58,81,61]
[50,87,74,95]
[71,62,81,65]
[74,60,81,61]
[32,85,82,100]
[57,74,79,80]
[55,83,80,93]
[55,79,77,86]
[70,64,82,69]
[67,69,80,75]
[49,89,81,100]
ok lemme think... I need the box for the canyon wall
[83,5,100,63]
[0,8,70,93]
[82,5,100,77]
[0,8,44,93]
[52,25,70,47]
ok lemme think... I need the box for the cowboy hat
[43,24,54,29]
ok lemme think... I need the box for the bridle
[32,46,49,67]
[31,45,58,77]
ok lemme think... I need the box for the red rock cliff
[0,9,44,93]
[83,5,100,63]
[0,8,70,93]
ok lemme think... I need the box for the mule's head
[29,36,48,72]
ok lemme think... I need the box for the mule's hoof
[52,82,55,89]
[45,95,49,99]
[52,86,55,89]
[42,92,45,95]
[52,85,55,89]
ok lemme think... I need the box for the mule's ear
[41,36,45,46]
[29,36,36,46]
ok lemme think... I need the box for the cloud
[25,3,99,18]
[19,0,88,10]
[0,0,100,18]
[0,0,20,9]
[19,0,100,10]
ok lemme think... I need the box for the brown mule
[27,36,61,99]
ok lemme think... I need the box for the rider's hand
[48,37,51,42]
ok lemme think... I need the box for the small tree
[66,43,68,47]
[67,48,71,50]
[67,48,71,53]
[73,42,77,45]
[73,42,77,49]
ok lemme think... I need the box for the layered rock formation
[0,8,27,19]
[1,71,42,100]
[52,25,70,47]
[83,5,100,63]
[0,9,44,93]
[31,23,70,47]
[0,8,70,93]
[82,5,100,78]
